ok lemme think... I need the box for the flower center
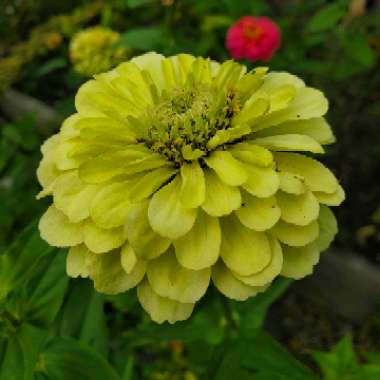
[243,24,263,40]
[142,84,241,165]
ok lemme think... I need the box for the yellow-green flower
[69,26,129,76]
[37,52,344,323]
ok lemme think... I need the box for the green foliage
[313,335,380,380]
[0,223,119,380]
[306,3,346,32]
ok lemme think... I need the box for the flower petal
[39,205,83,247]
[126,201,171,260]
[174,210,221,270]
[89,250,146,294]
[120,243,138,274]
[252,134,324,154]
[147,249,210,303]
[148,176,198,239]
[220,216,271,276]
[235,192,280,231]
[83,221,125,254]
[279,172,307,195]
[76,80,138,120]
[233,236,283,287]
[212,261,267,301]
[281,243,320,279]
[254,117,335,145]
[67,244,91,278]
[205,150,248,186]
[274,152,338,194]
[314,185,345,206]
[314,205,338,252]
[230,143,273,167]
[137,279,194,324]
[252,87,328,131]
[277,190,320,226]
[180,161,205,209]
[90,181,131,228]
[37,135,60,189]
[272,220,319,247]
[202,170,241,216]
[129,167,177,203]
[242,165,280,198]
[54,171,98,223]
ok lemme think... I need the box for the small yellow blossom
[69,26,129,76]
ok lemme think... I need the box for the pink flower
[226,16,281,62]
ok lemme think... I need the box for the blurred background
[1,1,380,379]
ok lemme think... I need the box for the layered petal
[174,210,221,270]
[274,152,338,193]
[277,190,320,226]
[67,244,91,278]
[220,216,271,276]
[235,192,280,231]
[202,170,241,216]
[147,249,210,303]
[272,220,319,247]
[281,243,320,279]
[148,176,198,239]
[39,206,83,247]
[83,221,125,254]
[126,201,171,260]
[137,279,194,324]
[212,261,267,301]
[88,250,146,294]
[233,236,283,287]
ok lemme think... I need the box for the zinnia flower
[69,26,129,76]
[37,52,344,323]
[226,16,281,62]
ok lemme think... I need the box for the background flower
[226,16,281,62]
[69,26,130,76]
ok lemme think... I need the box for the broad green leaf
[37,338,121,380]
[24,252,69,327]
[213,332,316,380]
[0,221,55,301]
[58,280,108,356]
[0,324,47,380]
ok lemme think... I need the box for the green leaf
[37,338,121,380]
[231,277,292,335]
[24,252,69,327]
[0,323,48,380]
[0,221,56,301]
[312,335,359,380]
[307,3,345,32]
[213,332,316,380]
[58,280,108,356]
[117,27,165,50]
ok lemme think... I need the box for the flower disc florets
[37,52,345,324]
